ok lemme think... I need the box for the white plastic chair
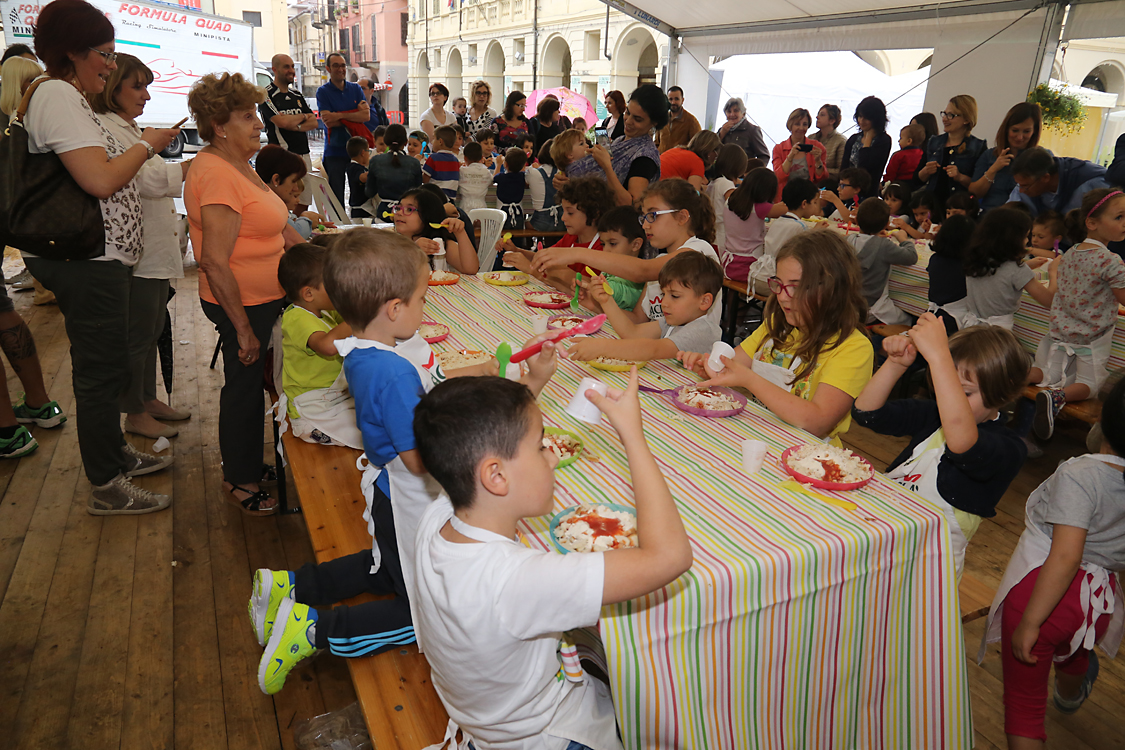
[304,173,352,225]
[470,207,507,272]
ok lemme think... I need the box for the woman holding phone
[772,108,828,198]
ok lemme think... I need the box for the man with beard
[654,86,700,154]
[260,53,319,209]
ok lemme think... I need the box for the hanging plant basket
[1027,84,1088,135]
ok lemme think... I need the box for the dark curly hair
[963,207,1032,278]
[853,96,889,133]
[556,176,615,227]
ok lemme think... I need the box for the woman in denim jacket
[916,94,988,209]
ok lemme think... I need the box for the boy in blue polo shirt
[422,126,461,201]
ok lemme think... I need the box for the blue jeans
[321,155,350,208]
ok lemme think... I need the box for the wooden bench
[958,571,996,624]
[1022,384,1102,426]
[281,433,449,748]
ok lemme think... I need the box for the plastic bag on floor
[293,702,373,750]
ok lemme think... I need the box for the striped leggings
[293,484,415,657]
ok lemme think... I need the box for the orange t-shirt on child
[659,147,705,182]
[186,152,289,306]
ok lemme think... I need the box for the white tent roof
[710,53,928,149]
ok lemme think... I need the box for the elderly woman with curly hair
[23,0,180,514]
[185,72,303,516]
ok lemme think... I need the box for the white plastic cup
[565,378,608,425]
[708,341,736,372]
[502,343,522,381]
[741,439,768,474]
[531,315,549,335]
[433,251,448,272]
[361,218,373,227]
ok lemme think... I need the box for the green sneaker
[248,569,295,647]
[13,399,66,428]
[258,599,317,695]
[0,425,38,458]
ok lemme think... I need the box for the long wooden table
[423,273,973,749]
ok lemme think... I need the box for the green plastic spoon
[496,342,512,379]
[570,273,581,311]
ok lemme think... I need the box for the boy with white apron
[978,452,1125,741]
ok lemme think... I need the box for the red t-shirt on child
[884,147,924,183]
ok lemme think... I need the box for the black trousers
[25,256,130,485]
[201,297,285,485]
[294,482,415,656]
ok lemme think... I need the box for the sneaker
[123,442,173,477]
[13,399,66,428]
[249,569,295,647]
[7,268,34,290]
[1034,388,1066,441]
[1054,652,1099,714]
[88,474,172,515]
[0,425,38,458]
[258,599,317,695]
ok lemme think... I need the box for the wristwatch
[141,141,155,159]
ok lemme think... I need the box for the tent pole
[1028,0,1065,93]
[668,34,679,89]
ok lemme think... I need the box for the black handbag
[0,78,105,260]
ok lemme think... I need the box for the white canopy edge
[1048,77,1120,106]
[1064,0,1125,41]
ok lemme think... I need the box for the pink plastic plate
[670,386,747,418]
[779,445,874,491]
[523,292,572,309]
[548,314,601,333]
[420,322,449,345]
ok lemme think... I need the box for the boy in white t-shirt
[411,372,693,750]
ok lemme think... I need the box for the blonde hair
[948,94,978,132]
[549,129,587,169]
[948,325,1030,409]
[0,56,42,117]
[469,79,492,108]
[88,53,152,115]
[785,108,812,132]
[187,72,265,142]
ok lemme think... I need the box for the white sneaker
[89,474,171,515]
[7,268,34,290]
[123,442,174,477]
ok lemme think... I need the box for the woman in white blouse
[89,54,192,440]
[419,82,455,140]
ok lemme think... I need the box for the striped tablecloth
[888,249,1125,371]
[425,274,973,749]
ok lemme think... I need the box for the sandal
[225,483,278,516]
[259,464,279,488]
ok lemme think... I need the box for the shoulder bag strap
[10,77,52,129]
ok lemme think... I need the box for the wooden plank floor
[1,265,1123,749]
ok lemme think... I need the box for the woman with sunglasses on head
[463,80,498,138]
[917,95,987,207]
[419,82,455,141]
[391,188,479,275]
[680,230,874,448]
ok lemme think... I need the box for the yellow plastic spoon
[586,266,612,296]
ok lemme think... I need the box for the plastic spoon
[509,314,607,363]
[496,342,512,379]
[429,222,445,229]
[586,266,612,296]
[570,273,581,311]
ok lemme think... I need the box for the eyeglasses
[638,209,678,225]
[475,90,488,96]
[837,182,853,189]
[767,277,799,298]
[89,47,117,64]
[940,111,962,120]
[429,91,442,98]
[392,203,419,216]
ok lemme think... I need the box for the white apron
[1034,325,1116,390]
[276,366,365,450]
[884,427,971,580]
[962,310,1016,330]
[750,348,800,392]
[978,454,1125,664]
[869,280,912,326]
[335,334,447,617]
[925,299,971,331]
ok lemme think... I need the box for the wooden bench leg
[273,408,300,515]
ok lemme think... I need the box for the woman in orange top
[186,72,303,516]
[659,130,721,191]
[772,108,829,199]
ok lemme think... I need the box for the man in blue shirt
[1010,146,1110,216]
[316,52,369,207]
[359,78,389,132]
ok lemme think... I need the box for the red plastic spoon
[509,314,607,363]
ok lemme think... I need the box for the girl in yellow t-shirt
[680,229,874,445]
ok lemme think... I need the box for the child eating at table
[277,243,360,449]
[680,230,873,447]
[893,191,940,240]
[475,129,498,170]
[457,141,491,213]
[820,167,869,222]
[1028,210,1065,261]
[980,376,1125,750]
[422,126,461,202]
[392,188,479,274]
[250,230,558,696]
[753,178,823,297]
[881,181,910,224]
[945,191,979,220]
[721,167,778,283]
[846,197,917,325]
[1029,189,1125,440]
[963,206,1055,330]
[410,372,692,750]
[853,315,1030,578]
[568,251,722,362]
[495,147,530,240]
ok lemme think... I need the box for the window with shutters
[401,13,408,46]
[351,25,360,58]
[339,28,348,51]
[242,10,261,26]
[371,17,378,61]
